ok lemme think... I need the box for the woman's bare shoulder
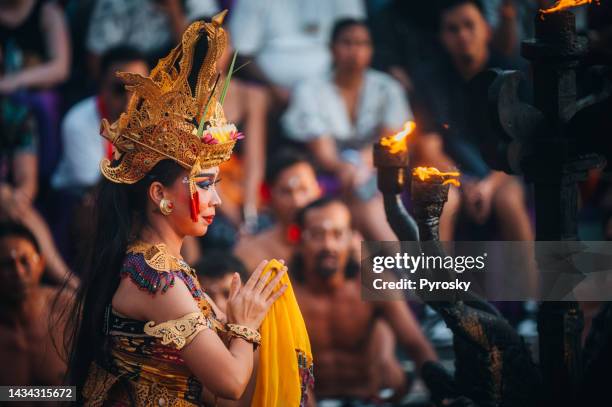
[113,274,200,322]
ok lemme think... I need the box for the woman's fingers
[253,271,271,293]
[265,284,288,307]
[261,266,287,299]
[228,272,241,301]
[244,259,268,291]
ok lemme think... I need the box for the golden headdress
[99,11,241,221]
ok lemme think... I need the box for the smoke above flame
[380,121,416,154]
[540,0,598,15]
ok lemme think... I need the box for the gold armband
[144,312,212,350]
[226,323,261,348]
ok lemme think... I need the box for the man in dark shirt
[412,0,533,241]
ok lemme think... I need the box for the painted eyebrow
[194,173,217,178]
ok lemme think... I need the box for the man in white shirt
[282,19,408,241]
[50,47,149,265]
[52,46,149,192]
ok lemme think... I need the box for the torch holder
[373,142,410,195]
[522,10,587,61]
[411,179,450,241]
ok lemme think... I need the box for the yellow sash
[252,260,314,406]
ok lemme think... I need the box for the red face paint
[190,190,200,222]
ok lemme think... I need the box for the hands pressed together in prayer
[226,259,288,330]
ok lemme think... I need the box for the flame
[413,167,461,187]
[540,0,598,15]
[380,121,416,154]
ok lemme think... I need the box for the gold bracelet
[226,323,261,349]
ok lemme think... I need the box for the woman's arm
[118,278,252,399]
[308,137,361,194]
[202,350,258,406]
[241,83,268,227]
[308,136,343,173]
[116,260,287,400]
[0,2,70,91]
[12,151,38,203]
[184,325,256,399]
[0,151,37,220]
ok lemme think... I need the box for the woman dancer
[66,13,291,406]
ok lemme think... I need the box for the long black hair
[62,159,184,394]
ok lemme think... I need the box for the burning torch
[373,121,415,194]
[373,122,419,241]
[411,167,460,241]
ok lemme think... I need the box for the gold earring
[159,198,174,215]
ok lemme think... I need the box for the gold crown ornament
[99,10,244,222]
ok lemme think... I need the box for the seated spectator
[212,37,269,233]
[0,221,71,385]
[282,19,407,241]
[292,198,438,403]
[51,46,148,264]
[160,22,270,253]
[370,1,446,96]
[0,96,73,285]
[370,0,528,93]
[412,0,533,241]
[53,46,148,192]
[0,0,69,92]
[234,149,321,273]
[86,0,219,72]
[0,0,71,181]
[229,0,365,107]
[194,250,248,313]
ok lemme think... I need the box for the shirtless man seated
[0,222,71,386]
[234,149,321,272]
[291,198,438,404]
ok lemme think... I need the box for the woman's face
[331,24,373,73]
[158,166,222,237]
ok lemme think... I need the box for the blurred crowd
[1,0,611,404]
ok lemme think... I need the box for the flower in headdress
[230,131,244,140]
[202,133,219,144]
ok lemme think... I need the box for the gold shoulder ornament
[144,311,213,350]
[127,241,195,275]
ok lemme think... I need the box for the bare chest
[297,285,376,351]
